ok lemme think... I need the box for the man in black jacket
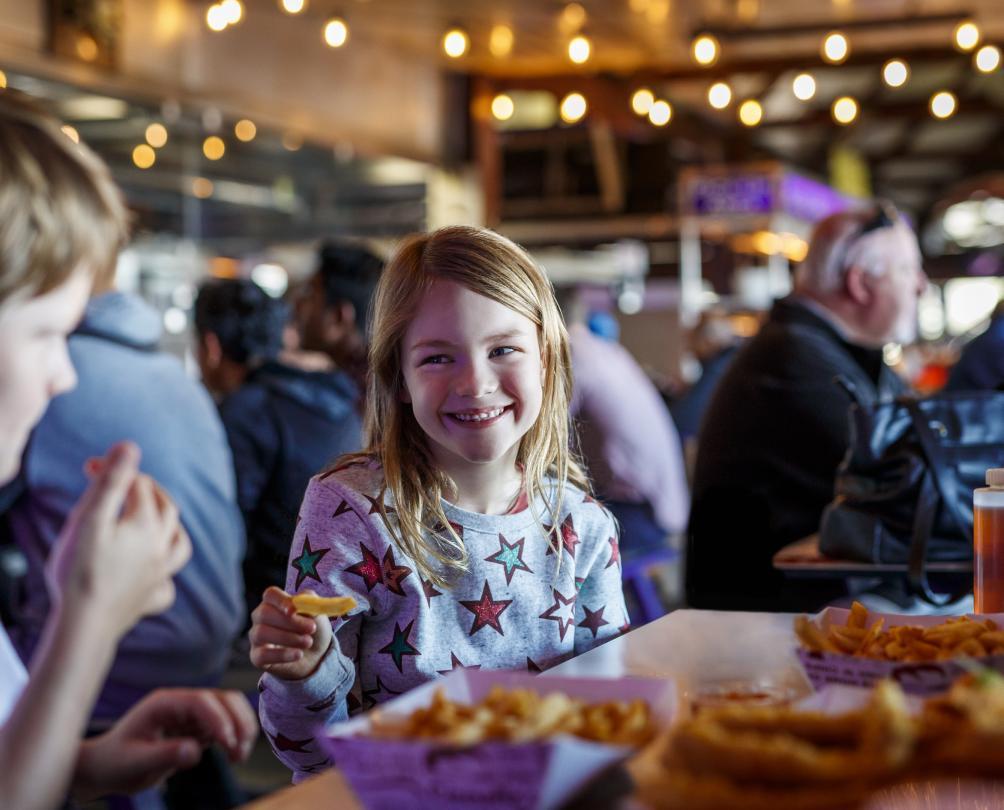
[688,203,927,611]
[195,279,363,620]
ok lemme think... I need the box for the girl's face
[401,279,543,482]
[0,268,91,484]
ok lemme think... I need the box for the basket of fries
[794,602,1004,695]
[318,669,674,810]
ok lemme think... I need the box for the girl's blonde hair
[344,225,589,586]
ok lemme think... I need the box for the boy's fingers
[83,442,141,522]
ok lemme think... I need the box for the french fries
[368,686,657,748]
[795,602,1004,662]
[290,593,357,617]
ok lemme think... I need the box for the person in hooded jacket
[194,278,363,620]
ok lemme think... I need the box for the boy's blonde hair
[348,225,589,586]
[0,91,128,306]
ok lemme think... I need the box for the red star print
[605,536,621,569]
[578,605,610,639]
[333,499,353,517]
[437,652,482,676]
[539,587,577,641]
[344,542,383,591]
[544,515,580,559]
[269,732,314,753]
[619,622,632,636]
[381,547,413,596]
[421,577,443,608]
[460,580,513,636]
[526,657,543,673]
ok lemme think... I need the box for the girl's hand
[249,587,333,680]
[45,442,192,640]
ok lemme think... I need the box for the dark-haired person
[688,203,927,612]
[294,240,383,399]
[195,279,362,619]
[0,92,256,810]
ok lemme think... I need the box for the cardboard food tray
[796,607,1004,696]
[317,669,675,810]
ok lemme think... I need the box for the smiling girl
[251,226,627,780]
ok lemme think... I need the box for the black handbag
[818,381,1004,603]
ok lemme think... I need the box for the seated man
[2,278,246,723]
[688,202,926,612]
[195,279,363,619]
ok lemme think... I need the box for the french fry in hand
[291,593,357,617]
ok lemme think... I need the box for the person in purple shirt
[566,309,689,572]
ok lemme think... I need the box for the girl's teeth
[455,407,504,422]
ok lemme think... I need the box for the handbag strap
[902,399,971,541]
[907,470,952,605]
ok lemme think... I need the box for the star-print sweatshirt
[258,460,627,781]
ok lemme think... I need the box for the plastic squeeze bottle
[974,468,1004,614]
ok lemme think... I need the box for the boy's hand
[46,442,191,640]
[72,689,257,800]
[249,587,333,680]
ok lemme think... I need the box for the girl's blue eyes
[419,347,517,365]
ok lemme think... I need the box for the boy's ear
[202,332,223,367]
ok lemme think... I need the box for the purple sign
[687,174,775,216]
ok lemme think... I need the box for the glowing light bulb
[560,92,587,123]
[882,59,909,87]
[206,3,228,30]
[822,32,849,63]
[568,35,591,64]
[324,18,348,48]
[192,177,214,198]
[792,73,816,101]
[691,34,719,66]
[490,25,514,58]
[491,94,514,121]
[281,0,306,14]
[975,45,1001,73]
[234,119,257,142]
[220,0,243,24]
[203,136,225,160]
[930,90,957,119]
[133,144,156,169]
[145,123,168,148]
[954,20,980,51]
[831,96,858,125]
[739,99,763,127]
[708,82,732,109]
[648,100,671,126]
[631,88,654,115]
[443,28,469,58]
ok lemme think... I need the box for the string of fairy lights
[70,1,999,178]
[200,2,1001,131]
